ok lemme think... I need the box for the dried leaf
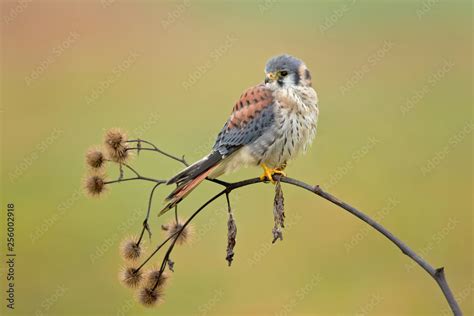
[272,180,285,243]
[167,258,175,272]
[226,213,237,266]
[137,138,142,156]
[119,163,124,180]
[272,227,283,244]
[143,221,152,240]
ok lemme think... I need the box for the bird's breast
[264,86,318,167]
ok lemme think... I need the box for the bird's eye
[280,71,288,77]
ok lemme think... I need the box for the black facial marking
[293,72,300,85]
[304,69,311,81]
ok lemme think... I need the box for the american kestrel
[161,54,318,214]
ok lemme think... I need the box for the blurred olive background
[1,0,472,315]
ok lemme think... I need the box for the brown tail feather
[159,165,218,216]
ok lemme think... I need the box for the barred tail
[159,152,222,216]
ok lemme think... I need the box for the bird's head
[264,54,312,88]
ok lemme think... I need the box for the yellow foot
[259,163,287,183]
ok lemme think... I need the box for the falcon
[161,54,319,214]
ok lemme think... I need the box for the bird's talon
[260,164,286,184]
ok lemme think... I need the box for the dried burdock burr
[119,266,143,288]
[161,219,194,246]
[137,287,164,307]
[85,147,106,169]
[104,128,129,163]
[84,172,107,197]
[144,268,168,288]
[120,236,144,262]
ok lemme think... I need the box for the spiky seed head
[104,128,129,163]
[162,219,194,246]
[84,173,107,197]
[144,268,168,289]
[137,287,164,307]
[105,128,126,148]
[120,236,143,262]
[85,147,106,169]
[119,266,143,288]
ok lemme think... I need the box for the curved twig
[277,176,462,316]
[162,175,462,315]
[126,139,188,166]
[98,136,462,314]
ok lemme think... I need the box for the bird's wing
[213,84,276,157]
[167,85,275,187]
[161,85,276,214]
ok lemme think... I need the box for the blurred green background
[1,0,472,315]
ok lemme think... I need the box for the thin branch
[104,177,165,185]
[136,231,179,272]
[278,176,462,316]
[126,139,188,166]
[125,139,230,188]
[121,163,142,178]
[157,175,462,315]
[137,182,162,244]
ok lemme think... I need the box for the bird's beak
[265,72,278,83]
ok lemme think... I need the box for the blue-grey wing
[213,85,276,157]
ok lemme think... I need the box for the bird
[160,54,319,215]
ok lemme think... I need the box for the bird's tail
[160,151,222,216]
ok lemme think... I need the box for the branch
[91,133,462,314]
[277,176,462,316]
[126,139,188,166]
[163,175,462,315]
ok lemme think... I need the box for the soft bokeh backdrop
[1,0,472,315]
